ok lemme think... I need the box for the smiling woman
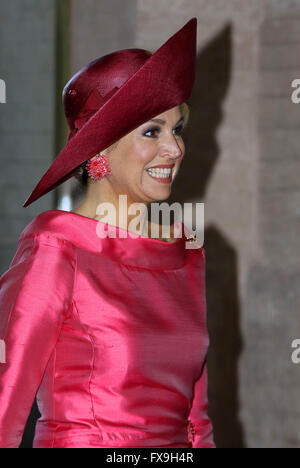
[71,104,187,240]
[0,18,216,449]
[70,99,192,242]
[74,101,190,189]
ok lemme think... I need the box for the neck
[72,181,176,242]
[74,180,151,237]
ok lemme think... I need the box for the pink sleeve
[188,359,216,448]
[0,234,76,448]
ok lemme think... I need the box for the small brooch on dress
[187,419,195,443]
[186,234,203,249]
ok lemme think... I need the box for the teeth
[147,168,172,178]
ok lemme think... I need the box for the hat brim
[23,17,197,207]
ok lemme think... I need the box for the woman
[0,18,215,448]
[72,104,188,242]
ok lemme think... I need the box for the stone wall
[0,0,56,274]
[241,0,300,448]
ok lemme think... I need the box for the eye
[143,124,184,138]
[173,124,184,136]
[143,127,160,138]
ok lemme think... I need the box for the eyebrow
[149,116,184,126]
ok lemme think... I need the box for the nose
[161,133,184,161]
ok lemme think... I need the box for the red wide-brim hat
[23,17,197,207]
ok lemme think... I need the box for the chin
[147,190,171,203]
[156,192,171,201]
[139,182,172,204]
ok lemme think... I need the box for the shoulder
[17,209,100,255]
[18,210,77,248]
[6,211,78,275]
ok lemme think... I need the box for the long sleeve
[0,234,76,448]
[188,359,216,448]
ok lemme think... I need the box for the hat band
[68,86,119,142]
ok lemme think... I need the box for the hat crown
[63,49,152,131]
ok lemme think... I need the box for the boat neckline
[46,209,185,246]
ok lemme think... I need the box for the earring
[85,153,112,180]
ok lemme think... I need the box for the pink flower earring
[85,153,112,180]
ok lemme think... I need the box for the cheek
[110,148,149,181]
[126,141,156,172]
[109,135,157,180]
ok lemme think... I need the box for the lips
[147,172,172,183]
[146,165,173,184]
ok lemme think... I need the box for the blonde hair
[179,101,190,128]
[74,101,190,187]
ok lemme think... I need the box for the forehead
[117,105,182,144]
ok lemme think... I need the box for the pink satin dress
[0,210,215,448]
